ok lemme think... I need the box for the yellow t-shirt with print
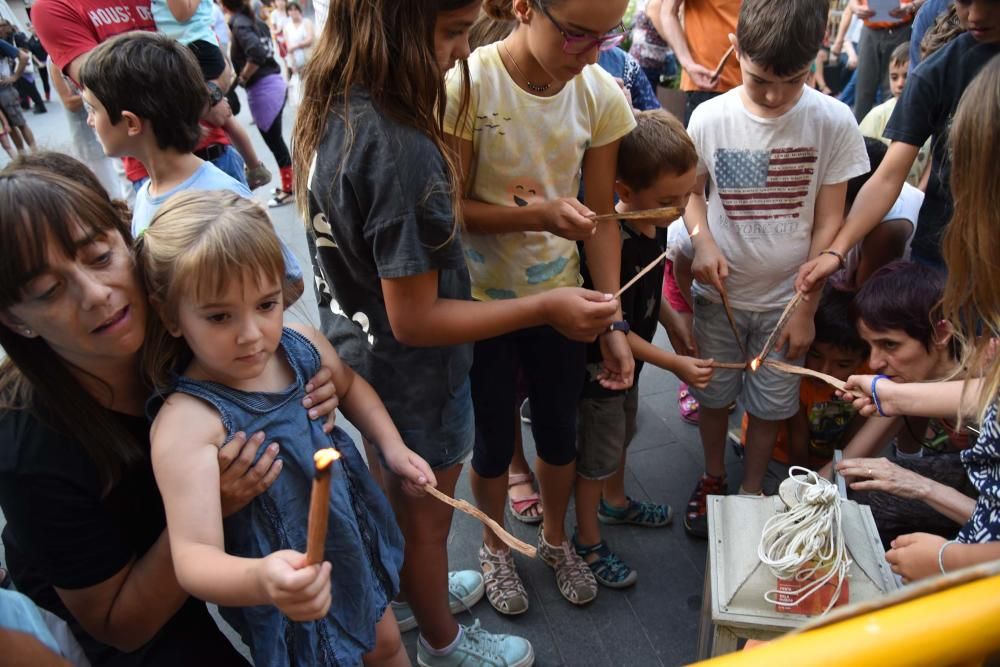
[444,43,636,301]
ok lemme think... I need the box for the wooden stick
[764,359,847,392]
[424,485,537,558]
[306,448,341,565]
[613,249,669,300]
[710,45,736,82]
[753,291,805,367]
[710,361,748,370]
[590,206,684,223]
[718,285,747,359]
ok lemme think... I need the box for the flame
[691,224,700,237]
[750,358,761,372]
[314,448,341,471]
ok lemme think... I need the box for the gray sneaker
[417,621,534,667]
[537,526,598,605]
[479,544,529,616]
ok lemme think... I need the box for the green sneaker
[393,570,485,633]
[417,621,534,667]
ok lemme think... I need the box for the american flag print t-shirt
[687,86,868,311]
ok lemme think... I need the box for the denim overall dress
[172,328,404,667]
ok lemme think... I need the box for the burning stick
[764,359,847,392]
[613,225,700,300]
[306,448,341,565]
[710,45,736,83]
[424,485,537,558]
[718,285,746,359]
[590,206,685,223]
[751,291,805,371]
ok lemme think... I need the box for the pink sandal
[507,472,544,524]
[678,383,700,425]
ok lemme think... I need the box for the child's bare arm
[289,324,436,492]
[628,332,713,389]
[450,135,597,240]
[797,142,920,292]
[582,139,634,391]
[686,172,728,293]
[780,181,847,358]
[151,395,331,618]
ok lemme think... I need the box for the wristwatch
[606,320,630,334]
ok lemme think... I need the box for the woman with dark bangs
[0,157,339,666]
[833,261,975,547]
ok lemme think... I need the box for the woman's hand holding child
[304,365,341,433]
[219,431,283,517]
[257,551,333,621]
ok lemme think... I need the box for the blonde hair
[941,56,1000,423]
[136,190,286,391]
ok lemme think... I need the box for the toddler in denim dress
[141,191,433,667]
[173,328,404,666]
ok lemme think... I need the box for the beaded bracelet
[820,249,846,269]
[870,374,890,417]
[938,539,958,574]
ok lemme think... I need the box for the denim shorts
[396,377,475,471]
[689,295,804,421]
[576,390,638,480]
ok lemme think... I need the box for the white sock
[419,626,463,657]
[738,485,763,496]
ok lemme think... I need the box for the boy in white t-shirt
[682,0,869,537]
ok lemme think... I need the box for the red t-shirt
[33,0,230,182]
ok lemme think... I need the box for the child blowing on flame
[681,0,869,537]
[142,191,433,667]
[574,110,713,589]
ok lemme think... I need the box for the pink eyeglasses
[538,4,627,55]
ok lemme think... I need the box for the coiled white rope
[757,467,851,614]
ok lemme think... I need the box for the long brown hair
[136,191,286,392]
[0,165,143,496]
[291,0,476,219]
[941,56,1000,423]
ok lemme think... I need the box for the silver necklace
[502,41,551,93]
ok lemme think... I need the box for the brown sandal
[507,472,543,524]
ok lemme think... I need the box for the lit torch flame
[691,224,700,237]
[314,448,341,471]
[750,358,761,372]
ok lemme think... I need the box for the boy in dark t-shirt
[574,110,714,588]
[797,1,1000,287]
